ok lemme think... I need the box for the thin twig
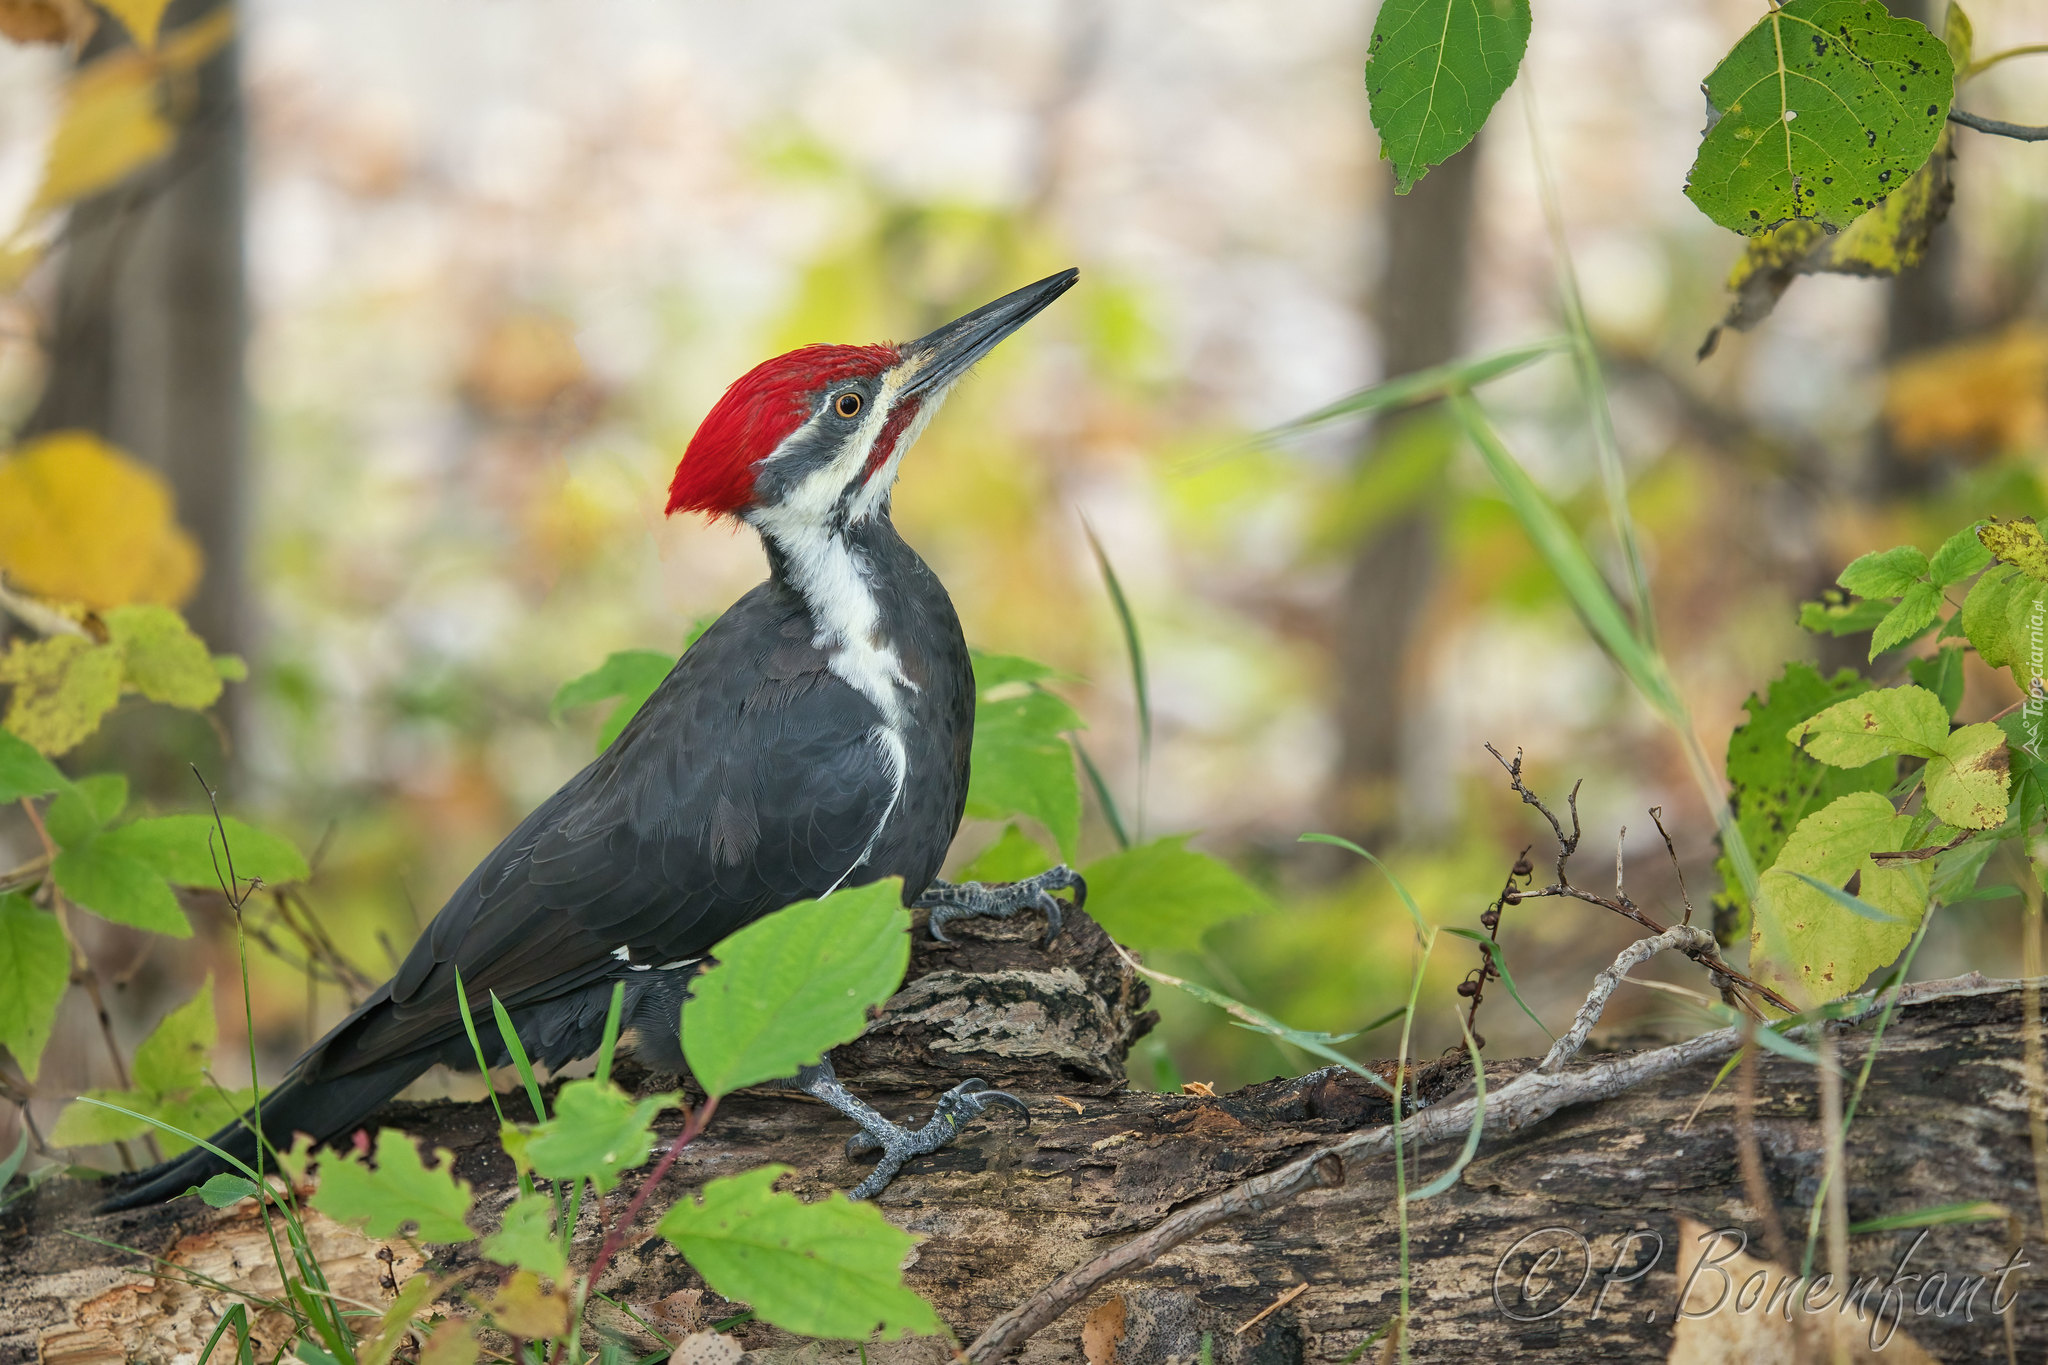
[1648,806,1693,926]
[1949,108,2048,141]
[584,1095,719,1290]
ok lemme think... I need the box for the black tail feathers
[99,1057,428,1211]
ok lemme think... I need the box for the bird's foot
[914,866,1085,944]
[796,1060,1028,1200]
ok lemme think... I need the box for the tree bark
[3,907,2042,1364]
[1332,139,1482,845]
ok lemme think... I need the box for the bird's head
[666,268,1077,530]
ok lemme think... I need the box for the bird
[106,268,1086,1209]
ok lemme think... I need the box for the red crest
[666,344,898,518]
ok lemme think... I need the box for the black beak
[897,268,1078,398]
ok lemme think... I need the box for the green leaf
[965,651,1082,861]
[45,773,127,847]
[50,1088,151,1147]
[1929,526,1993,587]
[191,1172,261,1208]
[104,604,223,710]
[1925,722,2010,830]
[1366,0,1531,194]
[1788,684,1948,765]
[1964,565,2048,698]
[1783,870,1903,922]
[1979,517,2048,580]
[0,893,70,1082]
[682,880,909,1098]
[481,1189,567,1280]
[1838,545,1929,599]
[957,825,1056,885]
[656,1164,942,1340]
[1799,596,1894,637]
[522,1078,677,1195]
[0,728,63,803]
[1751,792,1928,1008]
[52,840,190,936]
[212,654,248,683]
[1906,647,1965,718]
[550,649,677,755]
[1869,581,1943,658]
[97,814,310,889]
[1684,0,1954,236]
[311,1128,477,1243]
[131,978,219,1093]
[1081,836,1272,953]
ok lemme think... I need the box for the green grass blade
[1074,738,1131,850]
[1083,519,1150,843]
[74,1096,269,1187]
[1848,1201,2009,1235]
[454,969,532,1200]
[1784,871,1906,923]
[1236,338,1568,451]
[595,980,626,1087]
[489,992,550,1124]
[1299,832,1429,939]
[1407,1018,1486,1200]
[1439,927,1554,1040]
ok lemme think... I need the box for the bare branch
[1949,108,2048,141]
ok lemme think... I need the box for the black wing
[310,582,900,1080]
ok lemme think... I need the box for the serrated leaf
[1788,684,1948,765]
[1799,596,1894,637]
[0,431,200,610]
[1906,647,1965,717]
[965,651,1082,862]
[52,839,190,936]
[1869,581,1943,658]
[1685,0,1954,236]
[657,1164,942,1340]
[1752,791,1927,1007]
[105,604,223,709]
[522,1078,677,1194]
[0,635,125,757]
[54,774,128,841]
[0,728,63,803]
[682,880,909,1098]
[1714,663,1897,941]
[481,1190,566,1280]
[98,814,310,889]
[1930,525,1993,587]
[1366,0,1531,194]
[483,1270,570,1340]
[1081,836,1273,953]
[1979,517,2048,580]
[957,825,1055,885]
[551,649,676,755]
[1839,544,1929,598]
[1926,722,2009,830]
[131,978,217,1093]
[311,1128,477,1243]
[0,893,70,1083]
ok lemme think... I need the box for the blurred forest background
[2,0,2046,1156]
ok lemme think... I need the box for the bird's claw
[840,1078,1031,1199]
[919,866,1085,946]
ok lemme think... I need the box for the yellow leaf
[28,50,172,216]
[105,604,221,708]
[0,634,124,755]
[95,0,170,48]
[0,431,201,609]
[485,1269,570,1341]
[1885,325,2048,459]
[418,1320,479,1365]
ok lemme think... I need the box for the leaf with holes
[1685,0,1954,235]
[657,1164,942,1339]
[1752,791,1927,1007]
[682,880,908,1098]
[1366,0,1531,194]
[0,635,124,757]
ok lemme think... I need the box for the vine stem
[583,1093,719,1291]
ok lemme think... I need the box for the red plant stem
[584,1093,719,1290]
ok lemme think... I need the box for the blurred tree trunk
[22,0,248,693]
[1331,138,1481,843]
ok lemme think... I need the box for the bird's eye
[834,392,863,418]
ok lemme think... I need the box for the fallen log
[3,908,2042,1363]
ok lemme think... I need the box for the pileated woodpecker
[108,269,1084,1208]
